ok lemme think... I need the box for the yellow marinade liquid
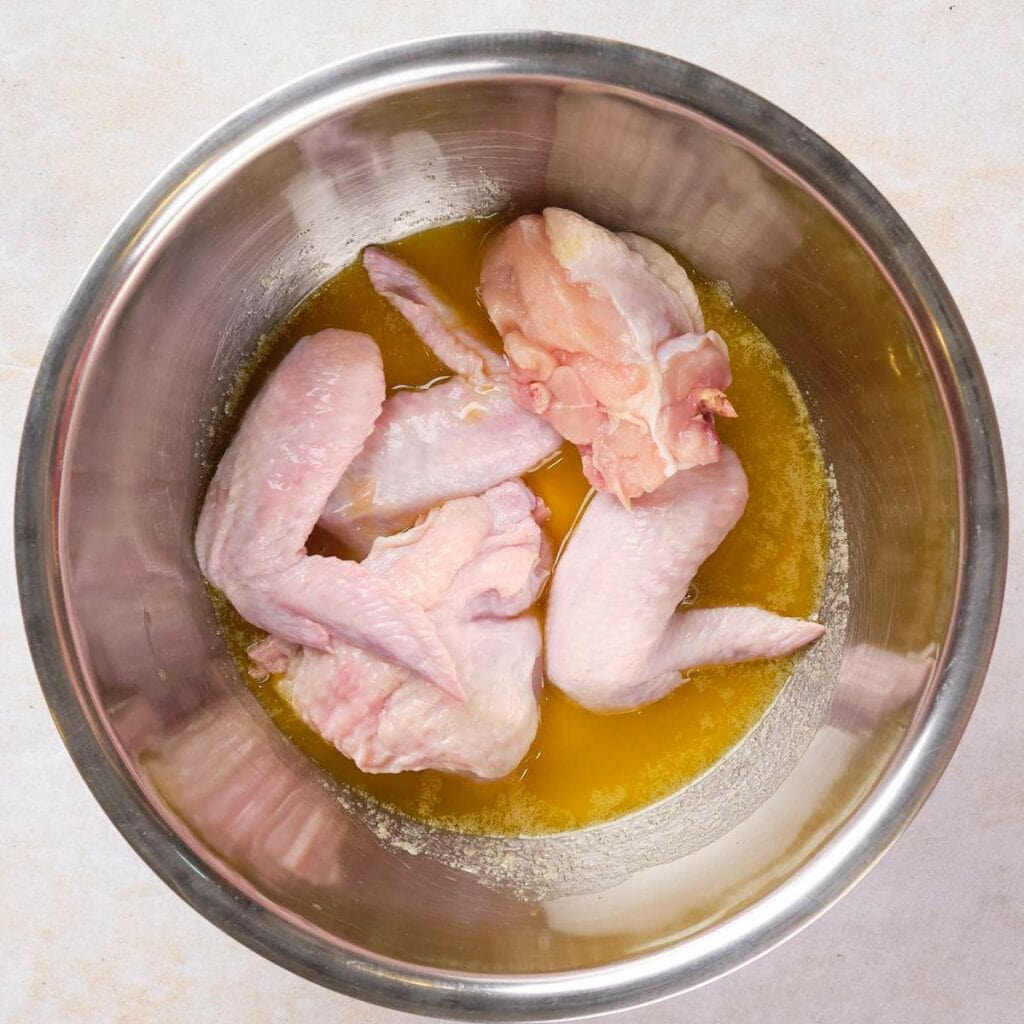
[211,215,829,836]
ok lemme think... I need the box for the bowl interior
[24,42,983,1016]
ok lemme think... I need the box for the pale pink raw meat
[319,249,561,556]
[479,207,737,504]
[362,245,506,381]
[276,481,550,778]
[195,328,461,698]
[545,447,823,711]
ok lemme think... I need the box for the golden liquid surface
[213,216,828,836]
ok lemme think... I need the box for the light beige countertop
[2,3,1021,1021]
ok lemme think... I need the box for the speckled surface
[2,3,1021,1022]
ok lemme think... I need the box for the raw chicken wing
[270,481,550,778]
[195,329,461,697]
[545,447,823,711]
[318,249,561,555]
[480,208,736,504]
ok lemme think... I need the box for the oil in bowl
[211,215,828,836]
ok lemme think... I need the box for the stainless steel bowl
[16,33,1007,1020]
